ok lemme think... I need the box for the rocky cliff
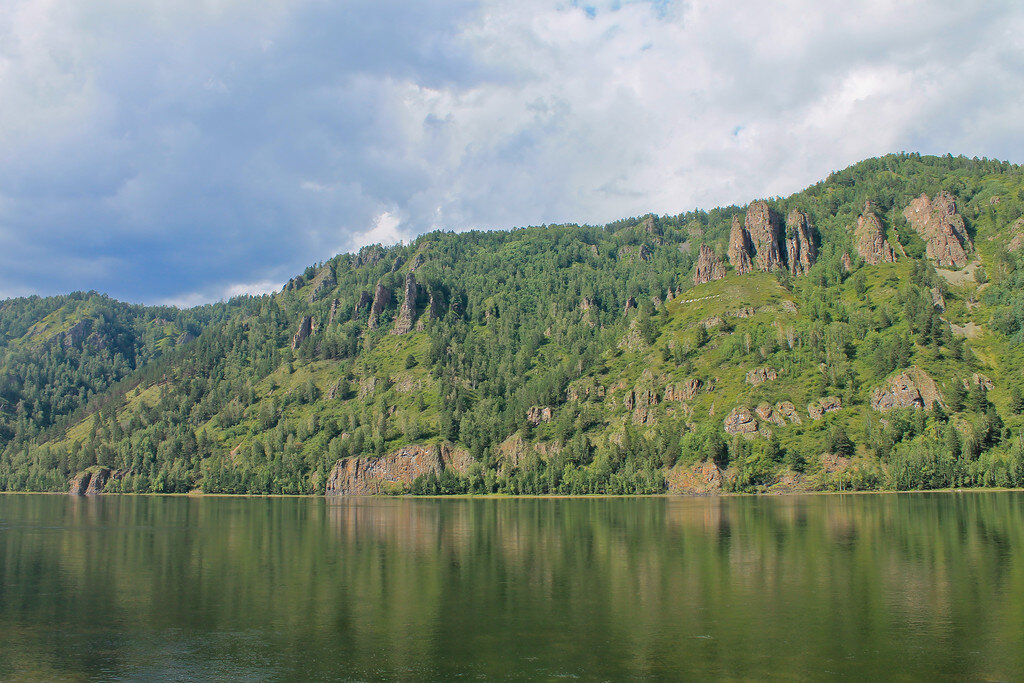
[367,282,392,329]
[728,216,754,274]
[326,443,471,495]
[392,272,421,335]
[785,210,817,275]
[854,201,899,265]
[692,244,726,284]
[745,200,786,272]
[902,191,972,268]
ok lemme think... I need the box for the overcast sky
[2,0,1023,305]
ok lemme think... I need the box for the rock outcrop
[526,406,553,425]
[746,367,779,386]
[307,266,336,302]
[756,403,787,427]
[724,406,768,438]
[666,460,723,495]
[775,401,802,424]
[693,244,726,285]
[326,443,470,495]
[745,200,785,272]
[728,216,754,274]
[807,397,842,420]
[69,467,121,495]
[291,315,313,349]
[391,273,422,335]
[903,191,972,268]
[785,210,818,275]
[854,202,899,265]
[870,367,943,411]
[367,282,392,329]
[328,299,341,325]
[664,378,704,402]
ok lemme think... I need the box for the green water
[1,493,1023,680]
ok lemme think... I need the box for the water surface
[1,493,1023,679]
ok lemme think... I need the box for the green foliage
[3,153,1024,495]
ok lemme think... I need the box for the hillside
[4,153,1024,495]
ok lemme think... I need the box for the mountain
[4,153,1024,495]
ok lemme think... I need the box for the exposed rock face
[841,253,853,272]
[367,283,392,329]
[965,373,994,391]
[785,210,818,275]
[328,299,341,325]
[291,315,313,350]
[903,191,972,268]
[746,367,779,386]
[745,200,785,272]
[870,367,943,411]
[326,443,471,496]
[728,216,754,274]
[61,319,93,349]
[354,291,373,316]
[69,467,116,495]
[526,406,553,425]
[666,460,723,495]
[307,266,336,302]
[664,378,703,402]
[391,273,421,335]
[724,406,759,436]
[855,202,899,265]
[176,331,196,346]
[756,403,787,427]
[775,401,802,424]
[618,244,652,262]
[623,296,637,314]
[807,397,842,420]
[693,244,726,285]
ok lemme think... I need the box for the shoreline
[4,487,1024,499]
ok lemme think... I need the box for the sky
[2,0,1023,306]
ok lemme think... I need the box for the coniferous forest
[5,153,1024,495]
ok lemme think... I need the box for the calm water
[1,493,1023,680]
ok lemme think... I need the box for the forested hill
[5,153,1024,496]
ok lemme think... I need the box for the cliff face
[785,210,817,276]
[392,272,421,335]
[855,202,899,265]
[692,244,726,284]
[745,200,785,272]
[367,282,392,329]
[291,315,313,349]
[326,443,471,495]
[903,191,972,268]
[728,216,754,274]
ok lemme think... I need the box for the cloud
[1,0,1023,303]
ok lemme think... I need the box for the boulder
[728,216,754,274]
[854,201,899,265]
[870,367,943,411]
[724,406,759,436]
[903,191,972,268]
[775,401,802,424]
[807,397,842,420]
[756,403,787,427]
[693,244,726,285]
[785,210,818,276]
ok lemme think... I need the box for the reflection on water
[2,493,1023,679]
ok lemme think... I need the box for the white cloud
[1,0,1023,304]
